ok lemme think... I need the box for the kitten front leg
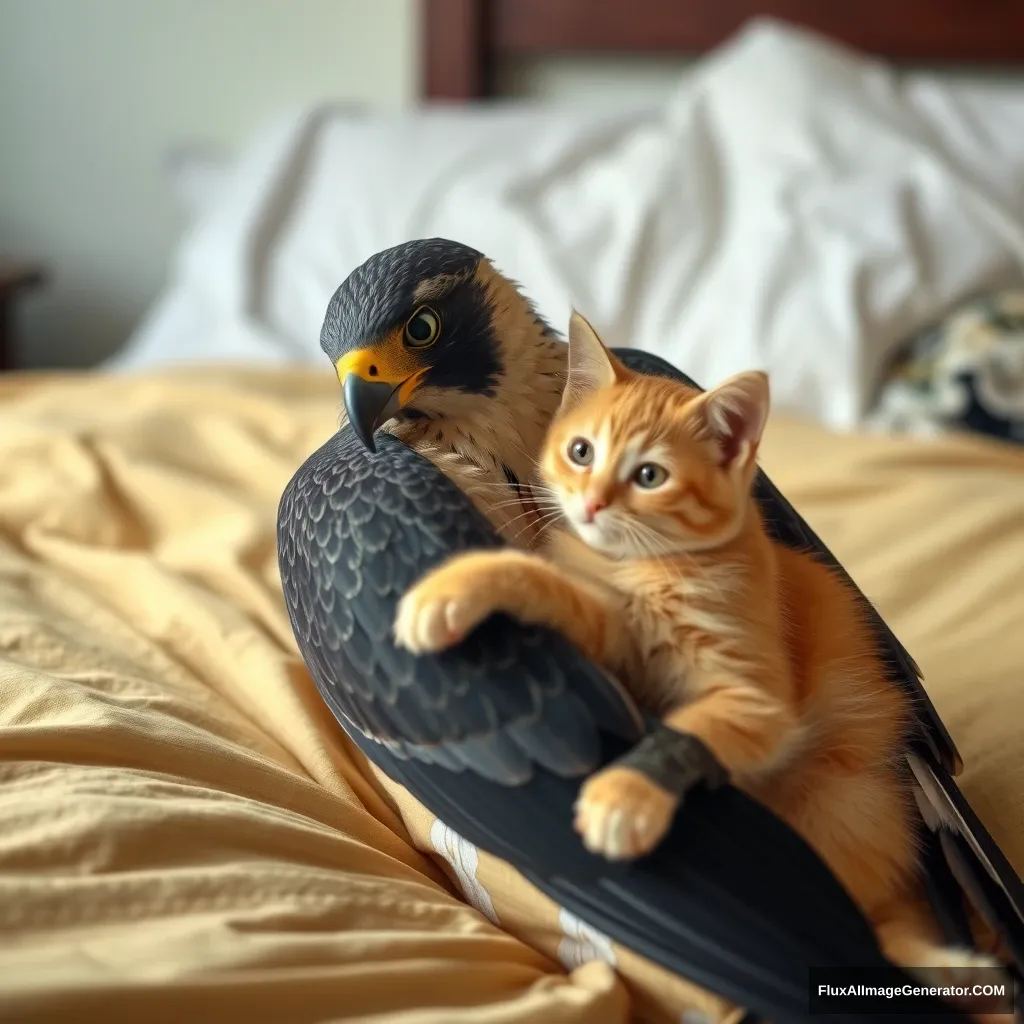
[574,680,799,862]
[393,550,632,670]
[575,763,680,861]
[394,550,515,652]
[575,725,728,860]
[661,679,801,782]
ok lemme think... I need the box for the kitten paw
[903,947,1016,1022]
[393,560,501,654]
[574,766,678,861]
[394,586,481,654]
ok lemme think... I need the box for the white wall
[498,55,693,104]
[0,0,418,368]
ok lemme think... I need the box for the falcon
[277,238,1023,1023]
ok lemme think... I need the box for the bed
[4,3,1024,1023]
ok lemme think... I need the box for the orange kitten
[394,312,1001,986]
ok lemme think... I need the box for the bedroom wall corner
[0,0,419,370]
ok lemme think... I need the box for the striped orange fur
[394,313,1005,994]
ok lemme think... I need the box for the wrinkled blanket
[1,368,1021,1023]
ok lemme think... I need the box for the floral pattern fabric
[868,290,1024,443]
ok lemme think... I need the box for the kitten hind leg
[774,771,1014,1020]
[875,900,990,971]
[873,901,1013,1023]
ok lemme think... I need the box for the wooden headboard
[423,0,1024,101]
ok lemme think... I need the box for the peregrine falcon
[278,238,1023,1023]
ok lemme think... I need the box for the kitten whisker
[507,508,565,545]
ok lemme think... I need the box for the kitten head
[540,312,769,558]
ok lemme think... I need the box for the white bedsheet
[109,20,1024,430]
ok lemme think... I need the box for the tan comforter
[0,368,1021,1023]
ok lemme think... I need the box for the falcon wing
[278,427,645,786]
[278,419,962,1023]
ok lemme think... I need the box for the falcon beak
[342,373,404,454]
[336,346,427,453]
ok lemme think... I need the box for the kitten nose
[583,498,607,522]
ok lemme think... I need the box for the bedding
[111,20,1024,432]
[868,289,1024,443]
[1,367,1022,1023]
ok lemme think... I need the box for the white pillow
[492,20,1024,427]
[114,20,1024,429]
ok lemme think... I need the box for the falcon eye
[404,306,441,348]
[567,438,594,466]
[634,463,668,489]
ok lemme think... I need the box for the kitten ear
[562,311,627,410]
[699,371,770,469]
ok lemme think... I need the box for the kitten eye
[567,438,594,466]
[404,306,441,348]
[634,463,667,489]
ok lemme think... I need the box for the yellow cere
[334,333,429,404]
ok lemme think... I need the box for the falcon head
[322,237,547,453]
